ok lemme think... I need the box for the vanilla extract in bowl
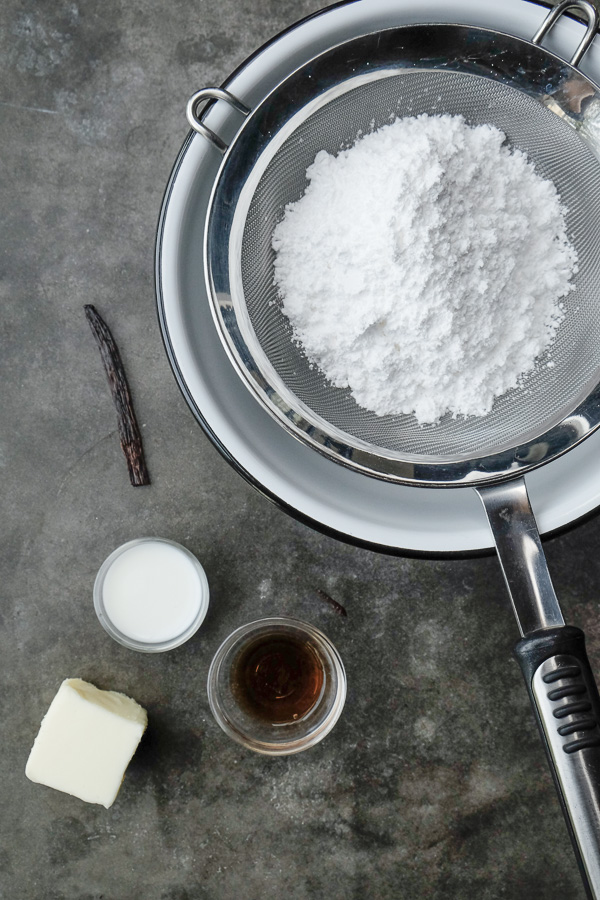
[231,633,325,725]
[207,617,346,755]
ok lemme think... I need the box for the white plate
[156,0,600,556]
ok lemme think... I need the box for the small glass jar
[207,617,346,755]
[93,537,209,652]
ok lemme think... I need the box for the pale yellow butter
[25,678,147,808]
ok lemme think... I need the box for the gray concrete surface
[1,1,598,897]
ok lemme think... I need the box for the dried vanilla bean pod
[84,304,150,486]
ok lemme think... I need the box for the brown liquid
[231,634,325,724]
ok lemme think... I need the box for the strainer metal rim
[205,22,600,488]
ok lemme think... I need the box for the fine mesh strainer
[188,2,600,895]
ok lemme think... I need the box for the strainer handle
[514,628,600,900]
[478,478,600,899]
[186,87,250,153]
[532,0,599,67]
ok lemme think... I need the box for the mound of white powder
[272,114,578,424]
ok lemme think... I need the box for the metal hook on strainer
[190,1,600,894]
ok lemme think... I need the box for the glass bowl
[93,537,210,653]
[207,616,346,755]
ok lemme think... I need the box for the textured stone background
[1,1,598,898]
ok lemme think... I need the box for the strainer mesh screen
[240,71,600,459]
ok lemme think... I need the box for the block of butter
[26,678,147,808]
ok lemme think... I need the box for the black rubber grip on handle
[515,626,600,900]
[515,626,595,686]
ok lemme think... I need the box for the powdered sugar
[272,114,577,424]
